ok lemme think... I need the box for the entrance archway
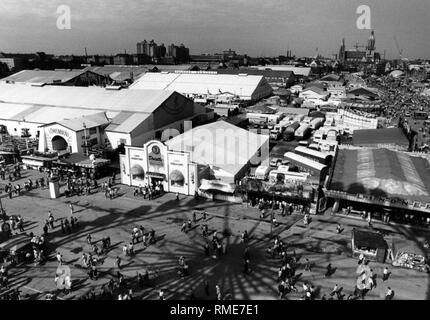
[52,136,68,151]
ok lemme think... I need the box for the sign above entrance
[48,127,71,138]
[144,140,167,175]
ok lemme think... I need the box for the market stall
[52,153,111,179]
[391,239,429,272]
[351,229,388,263]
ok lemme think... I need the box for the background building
[129,71,273,101]
[0,83,212,154]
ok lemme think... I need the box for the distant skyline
[1,0,429,60]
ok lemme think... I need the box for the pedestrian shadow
[187,225,199,233]
[72,278,88,291]
[326,267,337,277]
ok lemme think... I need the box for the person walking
[48,212,55,229]
[60,219,65,234]
[382,267,390,281]
[86,234,92,245]
[325,263,333,277]
[159,289,165,300]
[304,258,312,272]
[176,192,180,201]
[358,253,364,265]
[367,213,373,228]
[330,284,339,297]
[43,223,49,236]
[215,285,222,300]
[278,280,286,299]
[204,242,210,257]
[181,221,187,233]
[115,256,122,269]
[385,287,394,300]
[69,203,74,216]
[56,252,63,265]
[17,217,24,232]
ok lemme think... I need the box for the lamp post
[83,122,89,156]
[0,191,5,217]
[270,193,275,237]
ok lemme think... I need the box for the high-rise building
[158,43,166,58]
[137,40,189,63]
[148,40,157,58]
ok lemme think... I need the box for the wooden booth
[351,228,388,263]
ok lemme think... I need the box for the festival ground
[1,169,429,300]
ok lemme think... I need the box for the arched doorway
[52,136,68,151]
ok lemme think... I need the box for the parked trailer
[293,114,305,122]
[294,123,311,140]
[283,121,300,141]
[309,117,325,130]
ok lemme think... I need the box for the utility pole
[270,193,275,237]
[83,122,89,156]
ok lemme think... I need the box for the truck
[295,123,311,140]
[270,130,282,140]
[309,117,325,130]
[283,121,300,141]
[274,119,292,133]
[293,114,305,122]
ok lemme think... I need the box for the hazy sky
[0,0,429,59]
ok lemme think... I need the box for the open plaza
[0,166,429,300]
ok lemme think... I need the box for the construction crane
[394,36,409,73]
[394,36,403,60]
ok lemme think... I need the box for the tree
[0,62,10,78]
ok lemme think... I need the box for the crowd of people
[133,181,164,200]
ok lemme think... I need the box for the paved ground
[1,169,429,300]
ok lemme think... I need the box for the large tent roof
[352,128,409,147]
[0,69,87,85]
[165,120,268,176]
[330,148,430,203]
[129,72,272,99]
[0,83,175,114]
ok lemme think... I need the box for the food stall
[52,153,111,179]
[391,239,429,272]
[351,229,388,263]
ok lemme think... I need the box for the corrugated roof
[0,83,175,114]
[129,72,270,98]
[112,113,150,133]
[217,68,295,79]
[0,69,86,84]
[283,152,327,171]
[88,65,149,80]
[56,112,110,131]
[252,65,311,77]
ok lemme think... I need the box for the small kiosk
[351,228,388,263]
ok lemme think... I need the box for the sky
[0,0,429,59]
